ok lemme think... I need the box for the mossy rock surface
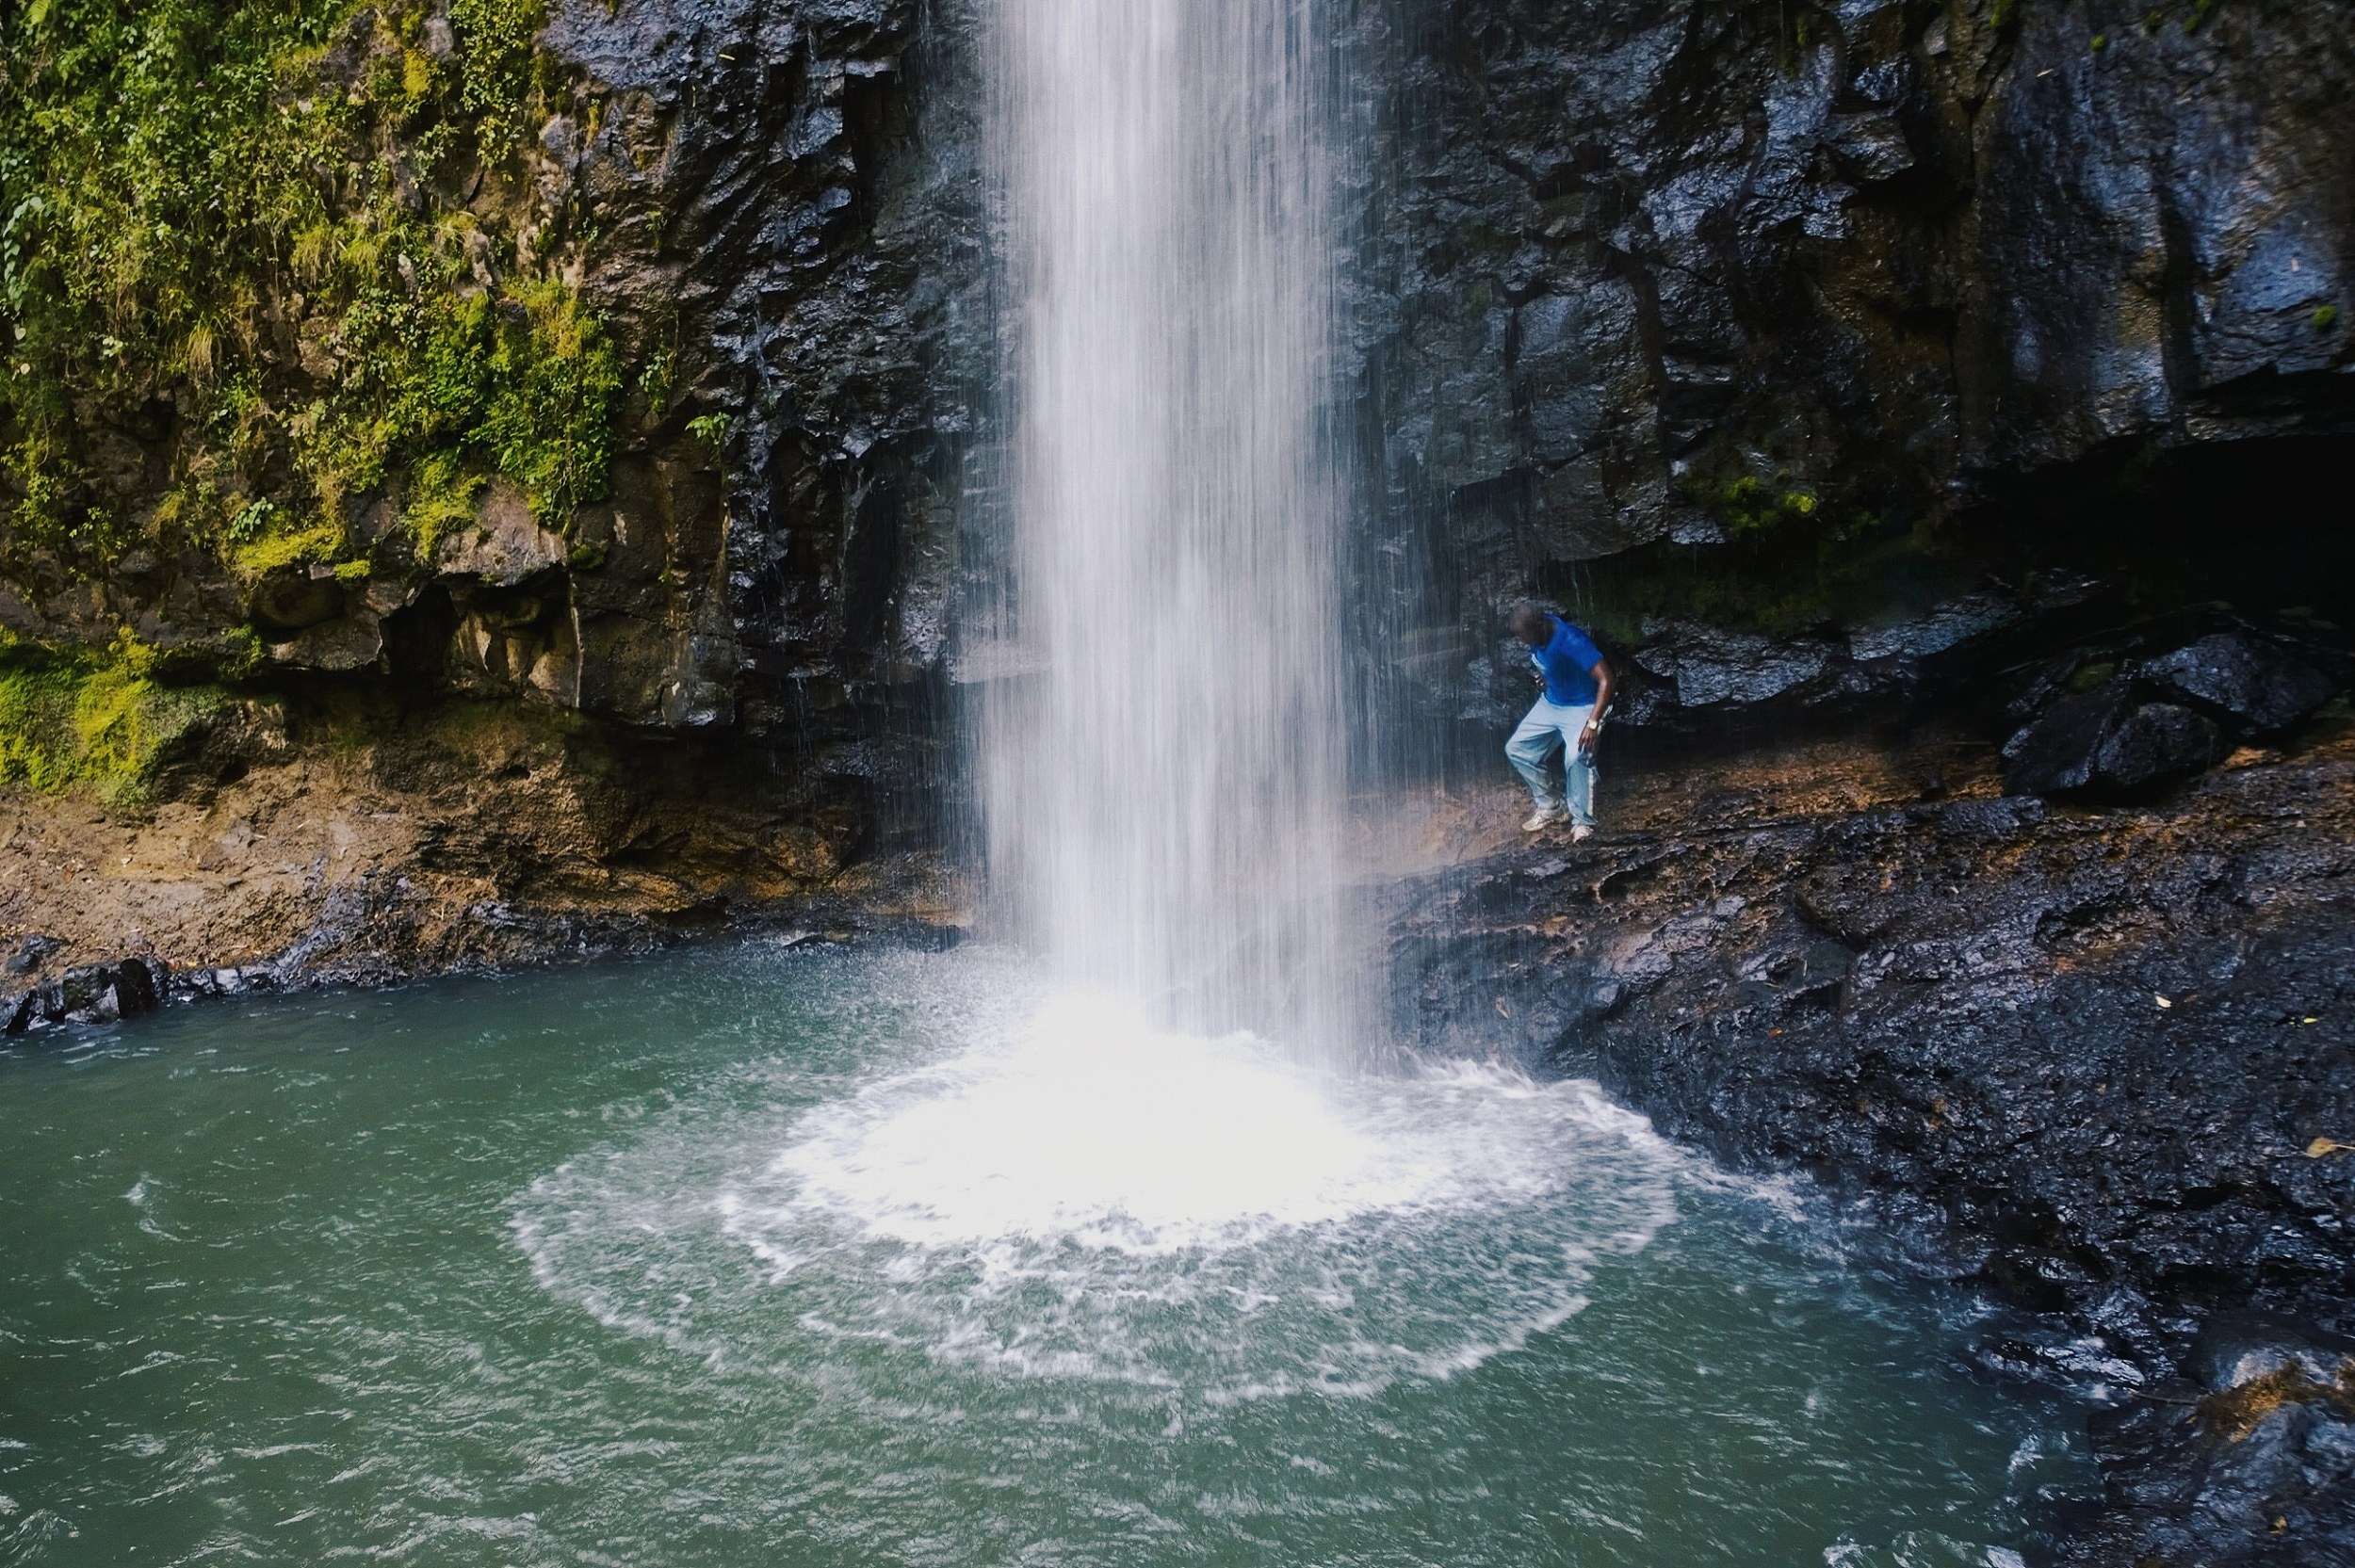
[1,0,623,610]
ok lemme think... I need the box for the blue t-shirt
[1530,617,1604,706]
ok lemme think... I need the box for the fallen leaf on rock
[2155,994,2173,1009]
[2307,1137,2348,1158]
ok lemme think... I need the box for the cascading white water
[978,0,1356,1049]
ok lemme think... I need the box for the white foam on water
[518,979,1683,1401]
[758,994,1491,1253]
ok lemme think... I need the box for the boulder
[436,478,568,586]
[2005,685,2219,800]
[2140,632,2339,738]
[2004,684,2134,796]
[5,957,170,1033]
[57,957,167,1025]
[268,613,385,671]
[1632,623,1839,708]
[248,567,348,633]
[5,933,63,976]
[2092,703,2222,794]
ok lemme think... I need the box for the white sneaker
[1520,808,1565,832]
[1568,823,1595,843]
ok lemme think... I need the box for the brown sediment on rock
[2197,1359,2355,1445]
[0,698,964,995]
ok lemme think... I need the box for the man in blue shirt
[1504,602,1616,839]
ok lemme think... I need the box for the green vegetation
[0,633,224,800]
[1699,473,1823,538]
[1549,458,1941,645]
[2068,660,2118,693]
[686,411,729,457]
[2089,31,2109,50]
[0,0,621,592]
[2313,304,2339,331]
[1565,521,1940,645]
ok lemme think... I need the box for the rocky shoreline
[0,692,964,1035]
[1388,714,2355,1564]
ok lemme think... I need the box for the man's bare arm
[1581,660,1614,751]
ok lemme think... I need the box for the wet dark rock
[2006,684,2225,799]
[1632,624,1840,710]
[175,965,282,1000]
[5,934,63,976]
[4,956,170,1034]
[2144,633,2342,739]
[1387,735,2355,1560]
[63,958,166,1025]
[2068,1329,2355,1566]
[2002,624,2346,799]
[2002,683,2130,794]
[527,0,988,753]
[2095,702,2224,792]
[1343,0,2355,746]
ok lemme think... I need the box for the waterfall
[974,0,1358,1050]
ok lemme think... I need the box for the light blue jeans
[1506,698,1597,826]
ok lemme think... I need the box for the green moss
[399,448,482,558]
[2069,660,2118,692]
[2182,0,2220,30]
[479,280,624,522]
[0,0,620,589]
[229,520,345,576]
[0,637,223,801]
[1694,471,1827,539]
[2089,30,2109,49]
[2313,304,2339,331]
[447,0,546,150]
[1541,450,1954,644]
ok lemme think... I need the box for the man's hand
[1578,720,1600,752]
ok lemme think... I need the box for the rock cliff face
[0,0,998,953]
[535,0,988,742]
[8,0,2350,787]
[512,0,2355,759]
[1346,0,2355,741]
[1,0,988,813]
